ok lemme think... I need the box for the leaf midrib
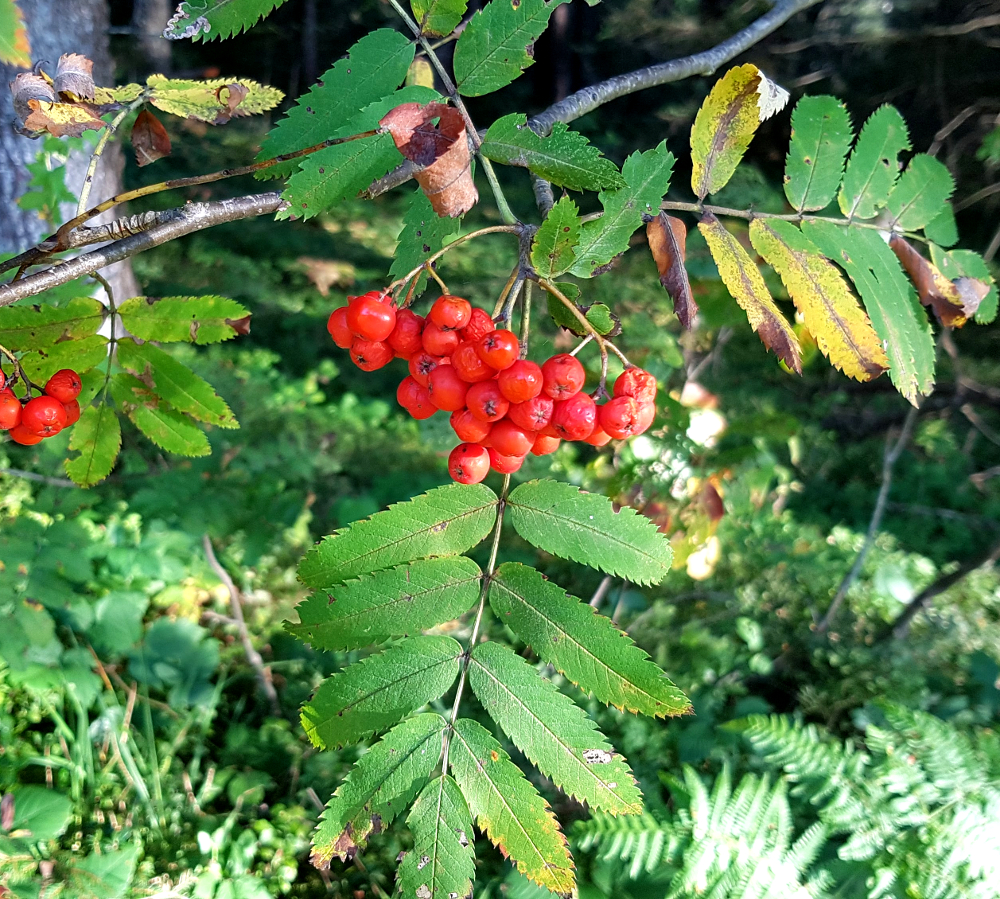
[457,1,556,89]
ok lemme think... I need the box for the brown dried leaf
[213,83,248,124]
[131,109,172,167]
[298,257,356,296]
[225,316,252,336]
[889,234,978,327]
[379,102,478,218]
[23,98,105,137]
[646,212,698,329]
[11,72,55,123]
[53,53,96,101]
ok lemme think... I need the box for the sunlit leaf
[110,373,211,457]
[929,246,998,325]
[411,0,468,37]
[118,296,250,344]
[886,153,954,231]
[531,197,580,279]
[784,95,852,213]
[163,0,291,42]
[64,404,121,487]
[838,105,910,220]
[19,335,108,383]
[147,74,282,123]
[646,213,697,329]
[0,298,105,350]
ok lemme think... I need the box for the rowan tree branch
[0,193,285,307]
[527,0,822,135]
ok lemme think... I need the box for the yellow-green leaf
[0,297,105,350]
[0,0,30,68]
[19,335,109,383]
[749,219,888,381]
[147,74,283,123]
[64,404,121,487]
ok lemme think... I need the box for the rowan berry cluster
[0,368,82,446]
[328,291,657,484]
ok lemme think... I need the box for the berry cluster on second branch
[0,368,82,446]
[328,291,657,484]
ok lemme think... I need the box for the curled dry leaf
[53,53,96,101]
[646,212,698,329]
[23,99,105,137]
[379,102,478,218]
[889,234,984,327]
[11,72,55,122]
[225,315,252,336]
[214,83,248,124]
[131,109,172,167]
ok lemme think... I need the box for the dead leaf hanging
[53,53,96,101]
[646,212,698,329]
[889,234,983,327]
[131,109,172,166]
[214,83,248,124]
[11,72,55,123]
[379,102,478,218]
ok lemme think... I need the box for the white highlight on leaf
[756,72,790,122]
[583,749,613,764]
[163,5,212,40]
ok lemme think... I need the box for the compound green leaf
[311,713,446,868]
[783,95,852,212]
[886,153,954,231]
[469,641,643,815]
[257,29,415,165]
[162,0,291,41]
[570,142,675,278]
[64,403,121,487]
[480,114,625,192]
[449,717,575,895]
[118,296,250,345]
[411,0,468,37]
[110,373,211,457]
[749,219,887,381]
[147,74,282,123]
[396,775,475,899]
[802,220,935,404]
[698,212,801,373]
[286,557,482,651]
[19,334,108,383]
[301,636,462,749]
[453,0,570,97]
[389,188,463,299]
[116,339,238,429]
[507,479,671,584]
[531,197,580,279]
[838,105,910,220]
[924,204,959,248]
[929,246,998,325]
[0,0,30,68]
[0,297,104,351]
[489,563,691,718]
[546,291,617,336]
[299,483,498,588]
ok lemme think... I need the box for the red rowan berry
[498,359,543,404]
[451,340,496,383]
[551,392,597,441]
[62,400,81,427]
[584,422,612,447]
[450,408,492,444]
[421,321,461,357]
[633,401,656,435]
[488,447,525,474]
[427,364,469,412]
[44,369,82,404]
[327,307,354,348]
[9,423,43,445]
[614,367,657,404]
[541,354,585,400]
[0,390,21,430]
[599,396,641,440]
[408,352,446,388]
[460,308,494,343]
[0,370,5,391]
[22,395,67,437]
[429,295,472,331]
[531,433,561,455]
[346,294,396,342]
[465,380,509,423]
[350,337,394,371]
[449,442,490,484]
[508,395,553,432]
[476,330,519,370]
[490,419,535,457]
[397,376,436,420]
[387,308,425,359]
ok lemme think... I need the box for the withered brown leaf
[214,83,249,124]
[11,72,55,123]
[53,53,96,101]
[131,109,172,167]
[23,99,105,137]
[646,212,698,329]
[889,234,984,327]
[379,102,478,218]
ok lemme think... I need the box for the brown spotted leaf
[380,101,478,217]
[646,212,697,329]
[131,109,172,167]
[889,234,977,327]
[53,53,96,101]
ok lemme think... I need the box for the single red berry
[476,330,519,370]
[62,400,81,426]
[584,422,612,447]
[327,307,354,349]
[387,308,425,359]
[490,419,535,457]
[531,433,561,456]
[614,367,657,404]
[0,390,22,430]
[408,352,447,388]
[488,447,525,474]
[633,401,656,435]
[422,321,461,357]
[429,295,472,331]
[498,359,543,404]
[44,369,82,404]
[22,395,67,437]
[0,370,6,391]
[599,396,641,440]
[449,443,490,484]
[451,340,496,383]
[9,423,43,445]
[451,408,492,444]
[461,308,494,343]
[427,364,469,412]
[508,395,553,432]
[541,354,586,400]
[551,392,597,441]
[346,294,396,342]
[397,376,436,420]
[350,337,394,372]
[465,380,510,423]
[539,422,561,439]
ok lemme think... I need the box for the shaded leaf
[531,196,580,278]
[469,641,643,815]
[411,0,468,37]
[646,213,697,329]
[886,153,954,231]
[924,204,959,248]
[131,109,172,167]
[11,72,54,123]
[783,95,852,213]
[480,113,625,192]
[64,404,121,487]
[286,557,482,651]
[546,291,618,337]
[929,246,997,325]
[507,479,672,585]
[802,221,935,404]
[110,373,211,457]
[0,297,105,350]
[298,482,498,588]
[389,188,463,299]
[381,101,478,217]
[488,562,691,718]
[889,234,977,327]
[698,212,801,373]
[53,53,95,101]
[147,73,281,123]
[0,0,30,68]
[449,717,575,895]
[19,334,108,383]
[749,219,887,381]
[838,105,910,220]
[453,0,570,97]
[300,636,462,749]
[311,713,446,868]
[118,295,250,344]
[163,0,292,42]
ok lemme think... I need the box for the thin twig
[0,468,76,487]
[589,576,613,609]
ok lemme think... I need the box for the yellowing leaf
[0,0,31,68]
[749,219,887,381]
[698,213,801,373]
[23,100,105,137]
[146,74,282,123]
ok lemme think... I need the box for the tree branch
[527,0,822,135]
[0,193,285,307]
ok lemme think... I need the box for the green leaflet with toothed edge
[784,96,852,213]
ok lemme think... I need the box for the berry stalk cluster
[0,367,83,446]
[328,291,657,484]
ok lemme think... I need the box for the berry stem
[425,262,451,296]
[491,264,522,320]
[569,334,594,357]
[519,281,533,358]
[0,342,38,395]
